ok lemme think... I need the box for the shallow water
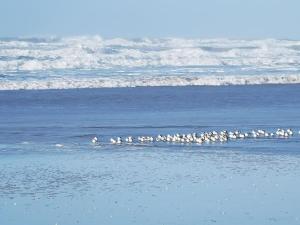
[1,85,300,225]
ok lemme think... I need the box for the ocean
[1,37,300,225]
[1,37,300,90]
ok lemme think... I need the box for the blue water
[1,84,300,225]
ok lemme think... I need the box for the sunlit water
[1,84,300,225]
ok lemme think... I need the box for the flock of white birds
[91,128,299,145]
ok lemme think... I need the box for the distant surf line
[1,74,300,90]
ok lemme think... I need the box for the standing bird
[92,137,98,143]
[125,136,133,143]
[110,138,117,144]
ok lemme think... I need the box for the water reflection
[1,148,300,199]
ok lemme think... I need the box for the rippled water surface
[1,85,300,225]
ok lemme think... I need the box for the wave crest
[1,36,300,90]
[1,36,300,70]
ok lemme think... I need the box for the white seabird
[110,138,117,144]
[92,137,98,144]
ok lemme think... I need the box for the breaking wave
[1,75,300,90]
[1,36,300,90]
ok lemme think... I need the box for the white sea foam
[1,36,300,90]
[1,36,300,70]
[1,74,300,90]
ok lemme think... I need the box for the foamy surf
[1,74,300,90]
[1,36,300,90]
